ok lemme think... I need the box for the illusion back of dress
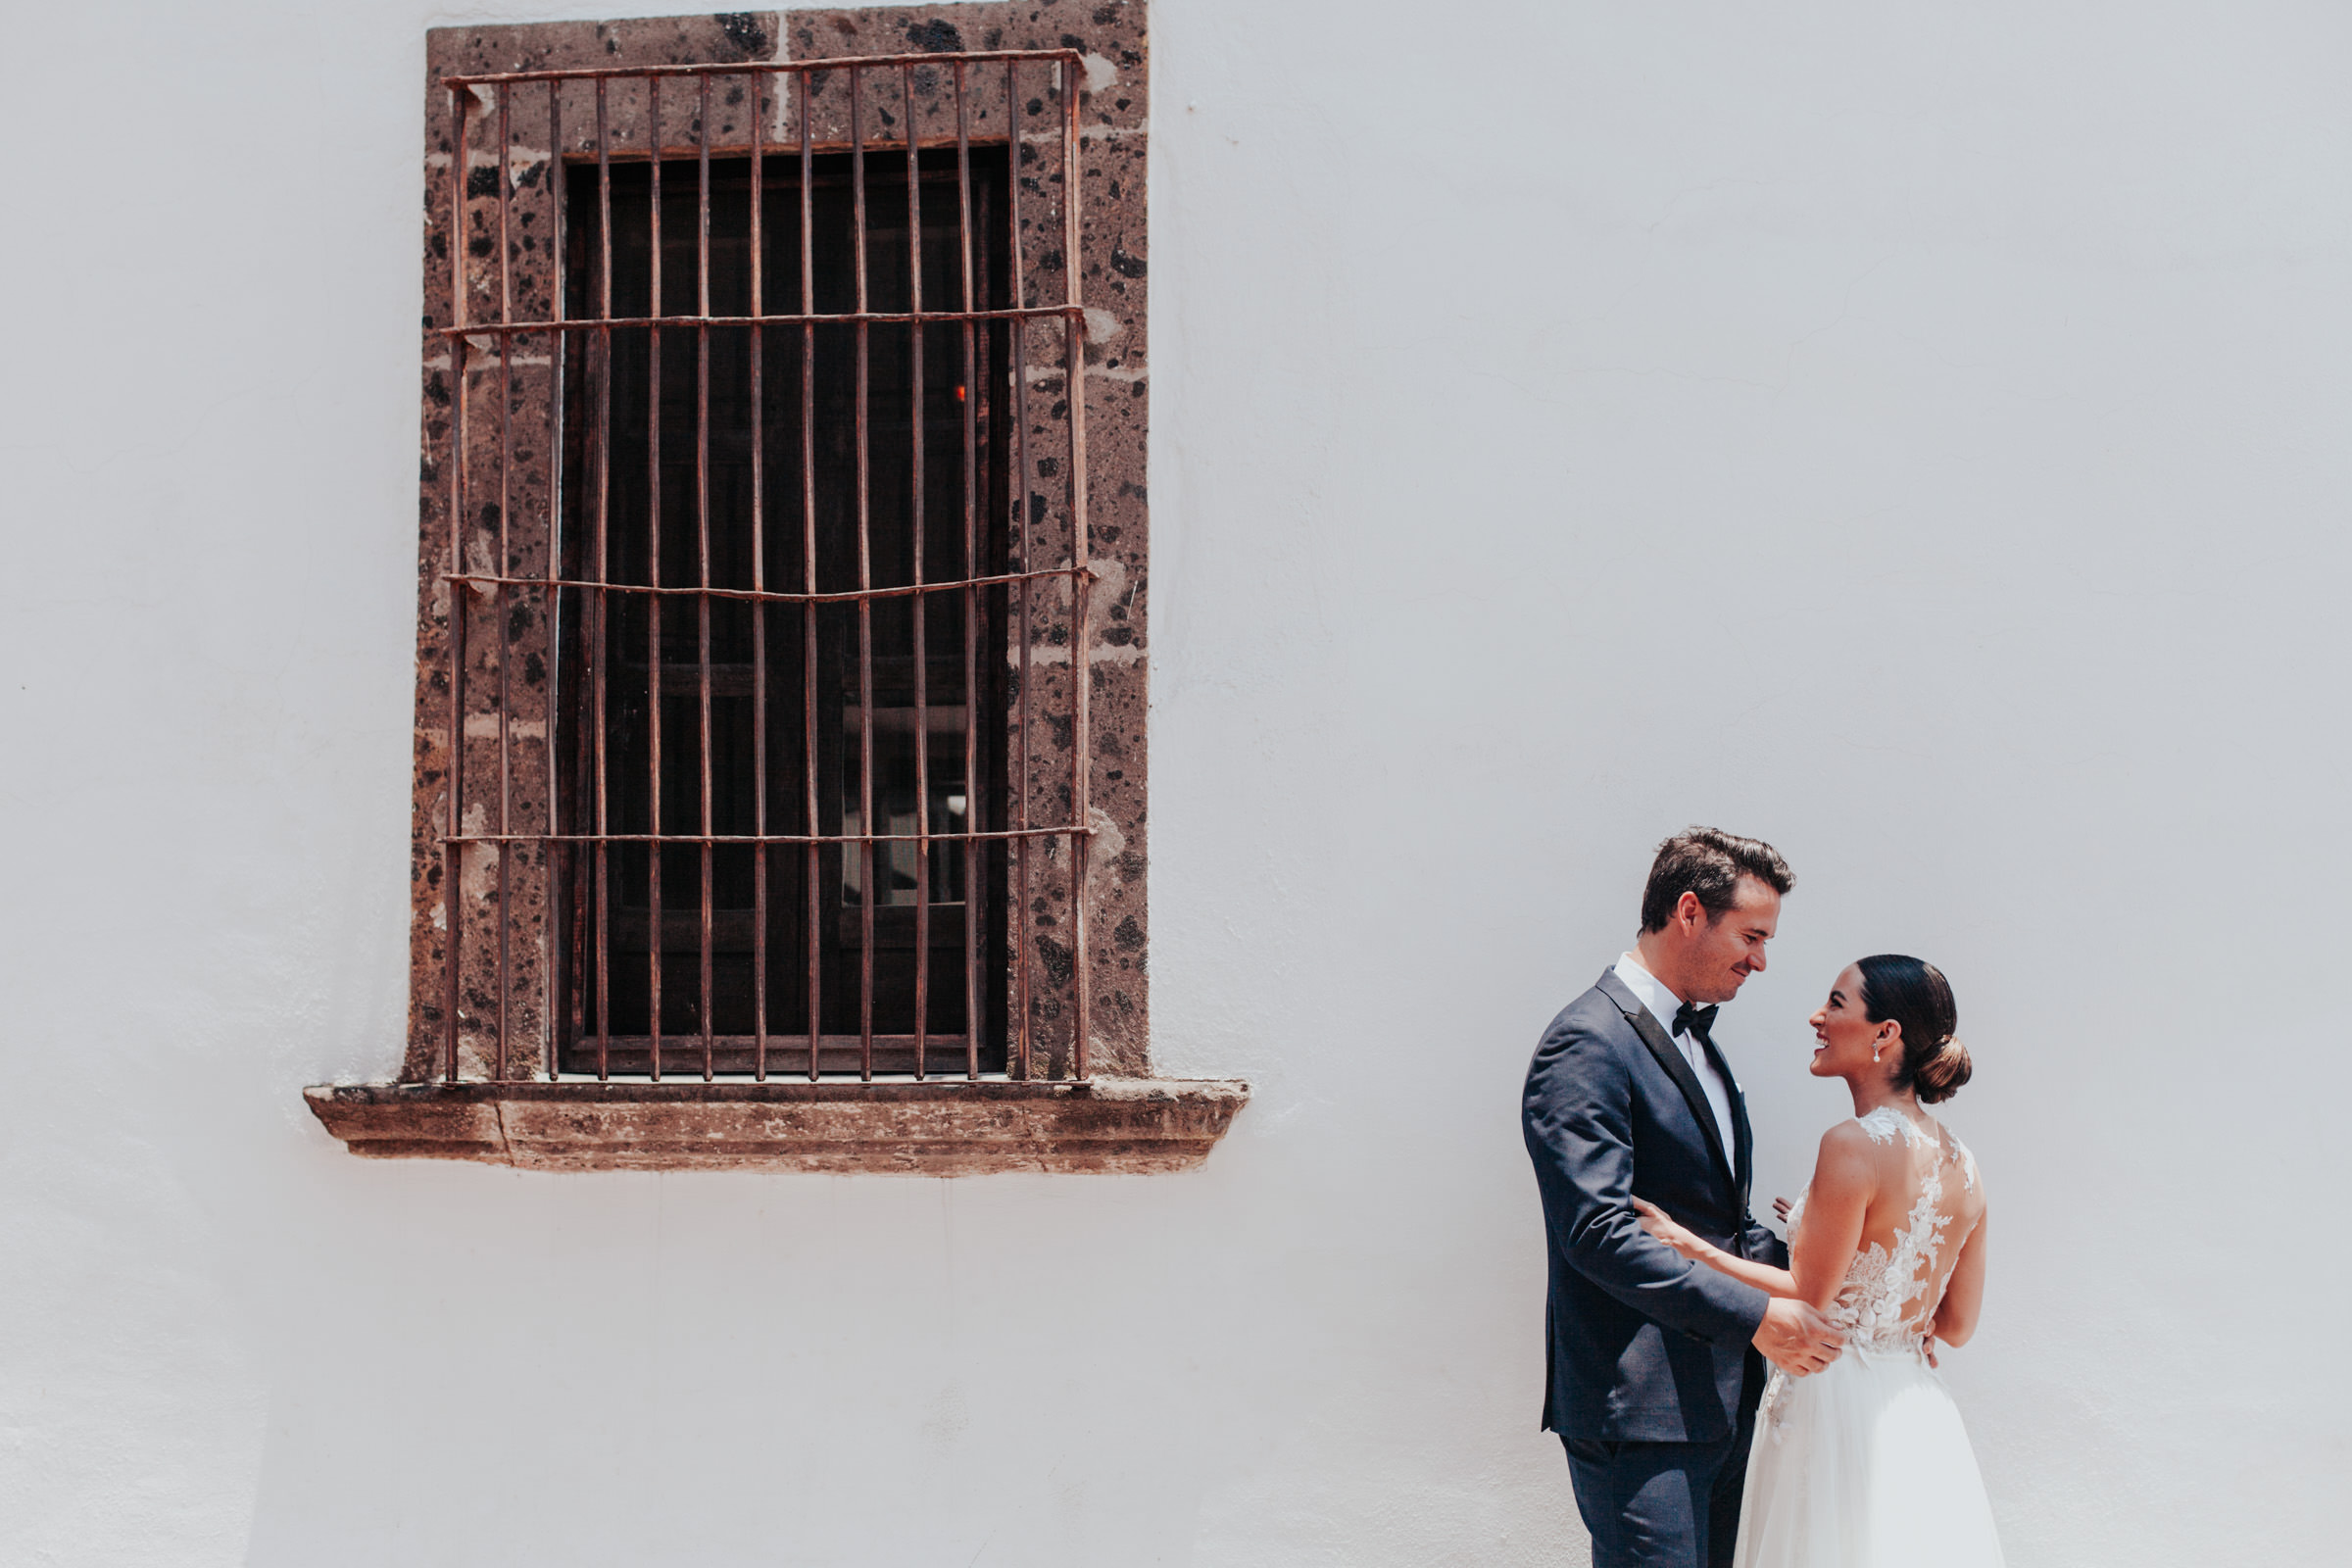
[1737,1107,2003,1568]
[1788,1106,1981,1351]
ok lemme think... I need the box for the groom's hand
[1752,1298,1842,1376]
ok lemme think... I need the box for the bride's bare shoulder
[1818,1117,1875,1151]
[1810,1118,1886,1186]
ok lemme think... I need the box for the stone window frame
[305,5,1245,1174]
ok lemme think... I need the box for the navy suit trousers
[1560,1366,1761,1568]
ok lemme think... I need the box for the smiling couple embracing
[1524,828,2002,1568]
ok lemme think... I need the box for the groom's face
[1683,877,1782,1004]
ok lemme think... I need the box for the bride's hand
[1772,1196,1792,1224]
[1631,1197,1712,1262]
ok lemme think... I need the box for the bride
[1632,955,2003,1567]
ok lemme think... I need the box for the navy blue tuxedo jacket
[1522,969,1788,1442]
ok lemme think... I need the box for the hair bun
[1914,1035,1973,1103]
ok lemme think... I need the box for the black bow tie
[1672,1002,1719,1046]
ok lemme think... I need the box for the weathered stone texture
[380,4,1171,1167]
[309,1077,1241,1174]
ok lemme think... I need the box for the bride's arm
[1636,1124,1879,1308]
[1931,1209,1988,1348]
[1787,1124,1877,1312]
[1631,1199,1795,1297]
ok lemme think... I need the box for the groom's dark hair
[1639,828,1794,933]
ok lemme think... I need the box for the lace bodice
[1784,1106,1980,1354]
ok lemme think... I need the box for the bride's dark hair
[1854,955,1971,1103]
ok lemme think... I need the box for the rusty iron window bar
[433,50,1095,1087]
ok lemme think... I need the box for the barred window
[416,24,1116,1088]
[552,135,1020,1079]
[309,9,1245,1173]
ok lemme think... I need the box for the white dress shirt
[1613,952,1740,1165]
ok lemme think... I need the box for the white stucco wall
[5,2,2348,1562]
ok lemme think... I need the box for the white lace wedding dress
[1734,1107,2005,1567]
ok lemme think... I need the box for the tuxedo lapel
[1603,974,1738,1187]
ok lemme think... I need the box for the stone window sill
[304,1078,1249,1175]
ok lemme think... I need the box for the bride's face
[1809,964,1896,1082]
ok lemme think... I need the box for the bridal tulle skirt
[1734,1345,2004,1568]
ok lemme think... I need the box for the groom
[1523,828,1843,1568]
